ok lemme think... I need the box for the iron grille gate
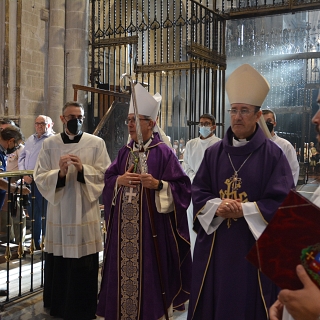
[89,0,226,156]
[88,1,320,157]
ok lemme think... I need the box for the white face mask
[199,126,212,138]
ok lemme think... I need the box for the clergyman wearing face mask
[182,113,221,257]
[64,116,84,136]
[262,109,299,185]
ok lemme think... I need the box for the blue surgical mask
[199,126,212,138]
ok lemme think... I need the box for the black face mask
[6,145,19,155]
[67,118,82,135]
[266,121,274,133]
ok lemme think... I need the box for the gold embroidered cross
[306,252,315,260]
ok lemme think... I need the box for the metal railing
[0,170,106,311]
[0,170,45,310]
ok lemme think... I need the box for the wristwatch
[157,180,163,191]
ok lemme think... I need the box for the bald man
[18,115,54,250]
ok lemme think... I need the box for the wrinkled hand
[216,198,243,219]
[117,164,140,188]
[278,265,320,320]
[21,186,31,195]
[23,175,32,185]
[11,184,31,195]
[140,173,159,189]
[269,299,284,320]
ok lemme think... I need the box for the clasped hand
[12,185,31,195]
[23,175,33,185]
[117,164,159,189]
[216,198,243,218]
[59,154,83,178]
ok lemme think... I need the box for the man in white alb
[262,109,299,185]
[34,101,111,320]
[183,113,220,256]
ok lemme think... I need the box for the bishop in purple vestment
[96,84,192,320]
[187,64,295,320]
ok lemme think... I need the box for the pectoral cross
[126,187,136,203]
[230,172,242,192]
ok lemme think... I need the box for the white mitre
[226,64,270,106]
[129,83,162,121]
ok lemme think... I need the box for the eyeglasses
[35,122,48,126]
[63,115,85,121]
[228,109,255,117]
[125,117,150,125]
[198,122,212,127]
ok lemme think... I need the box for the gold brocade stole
[120,151,141,319]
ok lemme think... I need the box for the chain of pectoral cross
[227,152,253,193]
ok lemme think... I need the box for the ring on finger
[129,180,132,185]
[225,202,229,206]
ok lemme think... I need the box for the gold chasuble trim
[191,232,216,320]
[257,269,269,319]
[119,151,142,319]
[255,202,270,319]
[194,204,206,225]
[253,201,268,225]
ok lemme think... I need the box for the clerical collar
[233,137,249,147]
[133,135,153,151]
[232,126,258,146]
[64,129,83,140]
[61,131,83,143]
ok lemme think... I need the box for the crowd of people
[0,63,319,320]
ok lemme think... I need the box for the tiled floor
[0,248,188,320]
[0,293,188,320]
[0,177,319,320]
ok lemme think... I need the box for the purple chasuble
[97,132,192,320]
[187,126,294,320]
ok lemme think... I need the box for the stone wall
[0,0,89,138]
[20,0,49,137]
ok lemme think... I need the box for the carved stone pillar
[48,0,66,133]
[65,0,89,105]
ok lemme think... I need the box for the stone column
[48,0,66,133]
[65,0,89,105]
[0,0,6,114]
[5,0,17,119]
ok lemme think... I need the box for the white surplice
[34,133,111,258]
[183,134,221,256]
